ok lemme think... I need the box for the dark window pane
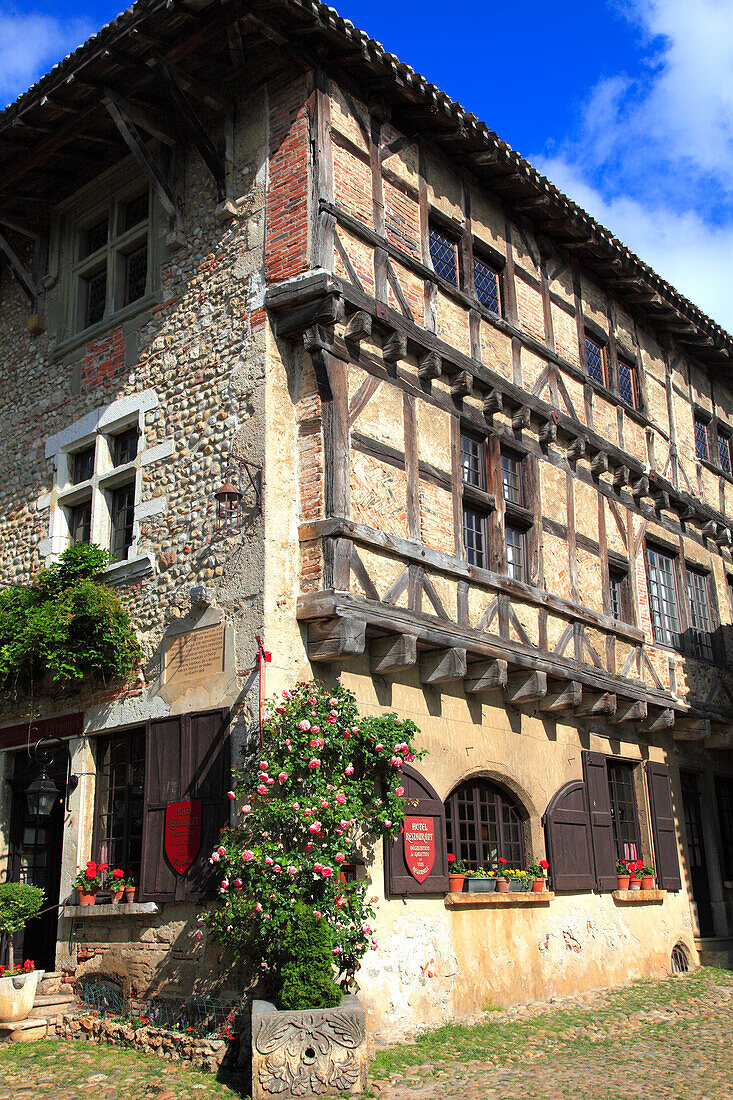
[429,225,457,286]
[125,246,148,305]
[694,417,710,462]
[501,451,522,505]
[82,218,108,258]
[110,482,135,562]
[718,434,731,474]
[474,257,500,313]
[585,336,606,385]
[94,729,146,884]
[113,427,138,467]
[463,507,485,568]
[608,762,640,863]
[69,500,91,546]
[505,523,525,581]
[85,270,107,327]
[446,781,525,870]
[123,193,149,233]
[618,358,637,408]
[715,776,733,880]
[687,569,714,661]
[646,546,680,647]
[72,447,95,484]
[460,435,482,487]
[609,569,625,622]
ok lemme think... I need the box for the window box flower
[464,871,496,893]
[446,854,466,892]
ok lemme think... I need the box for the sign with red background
[403,815,436,883]
[165,800,202,875]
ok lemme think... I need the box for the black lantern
[215,480,242,532]
[25,766,60,819]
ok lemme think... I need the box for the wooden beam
[104,98,177,218]
[0,229,41,304]
[539,680,582,713]
[504,670,547,706]
[370,633,417,675]
[420,647,467,684]
[576,692,617,719]
[151,55,226,199]
[673,717,710,742]
[102,87,177,146]
[465,659,508,693]
[307,619,366,662]
[640,706,676,733]
[611,698,647,725]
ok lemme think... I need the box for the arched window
[445,779,526,869]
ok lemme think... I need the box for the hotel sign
[403,815,436,883]
[165,800,202,875]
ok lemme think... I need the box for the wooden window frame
[646,543,682,649]
[92,727,146,892]
[428,220,460,289]
[460,430,492,570]
[472,251,503,316]
[445,778,527,871]
[500,447,533,584]
[686,565,715,662]
[584,332,608,387]
[67,498,92,547]
[607,759,643,864]
[616,354,639,410]
[109,480,136,563]
[694,412,711,463]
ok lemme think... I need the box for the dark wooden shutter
[646,761,682,891]
[385,764,449,896]
[543,780,596,891]
[582,751,617,891]
[140,710,230,903]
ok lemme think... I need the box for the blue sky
[2,0,733,331]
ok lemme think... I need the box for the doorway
[680,769,715,938]
[7,749,67,971]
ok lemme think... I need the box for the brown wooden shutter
[646,761,682,891]
[140,710,231,903]
[543,780,596,891]
[384,764,449,896]
[582,751,617,891]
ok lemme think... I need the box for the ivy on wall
[0,544,142,697]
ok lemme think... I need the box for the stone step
[29,993,80,1019]
[0,1017,49,1043]
[695,937,733,968]
[38,972,64,996]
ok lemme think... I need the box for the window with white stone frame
[39,390,173,581]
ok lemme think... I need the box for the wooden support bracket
[420,647,467,684]
[590,451,608,477]
[104,97,178,218]
[504,670,547,707]
[0,229,41,306]
[538,417,558,444]
[151,55,226,200]
[673,717,710,742]
[308,619,366,662]
[566,436,587,462]
[418,351,442,380]
[450,371,473,399]
[512,406,531,431]
[631,474,649,499]
[610,697,647,725]
[701,520,719,539]
[382,329,407,365]
[465,659,508,693]
[483,388,504,417]
[575,691,617,719]
[640,706,676,733]
[370,634,417,675]
[539,680,582,713]
[102,86,177,146]
[613,465,630,491]
[345,310,372,343]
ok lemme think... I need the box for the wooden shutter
[582,751,617,891]
[140,710,230,903]
[543,780,596,891]
[646,761,682,891]
[384,764,449,896]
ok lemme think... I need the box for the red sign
[0,713,84,752]
[165,800,202,875]
[403,815,436,883]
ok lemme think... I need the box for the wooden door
[680,770,714,937]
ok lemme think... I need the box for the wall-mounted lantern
[214,480,243,532]
[24,737,79,819]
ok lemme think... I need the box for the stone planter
[466,877,496,893]
[509,878,531,892]
[251,995,367,1100]
[0,970,43,1024]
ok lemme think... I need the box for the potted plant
[124,875,136,903]
[0,959,42,1025]
[73,860,107,905]
[640,864,655,890]
[106,868,126,903]
[0,883,44,1025]
[506,869,531,892]
[628,860,643,890]
[465,868,497,893]
[495,857,510,892]
[528,860,549,892]
[446,854,466,892]
[617,859,631,889]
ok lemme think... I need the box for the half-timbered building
[0,0,731,1037]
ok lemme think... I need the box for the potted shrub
[465,868,496,893]
[528,860,549,892]
[0,883,44,1024]
[106,868,126,903]
[124,876,136,903]
[495,857,510,892]
[628,860,643,890]
[73,860,107,905]
[507,869,531,892]
[446,854,466,892]
[617,859,631,890]
[640,864,655,891]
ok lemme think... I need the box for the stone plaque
[165,624,225,688]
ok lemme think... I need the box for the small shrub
[0,883,44,971]
[278,904,342,1010]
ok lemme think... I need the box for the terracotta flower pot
[111,889,125,904]
[617,874,631,890]
[629,878,641,891]
[496,878,510,892]
[77,887,97,907]
[532,878,545,892]
[124,887,136,903]
[447,873,465,893]
[641,875,654,890]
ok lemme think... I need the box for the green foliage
[0,544,141,696]
[0,883,44,936]
[279,903,342,1010]
[203,678,424,1007]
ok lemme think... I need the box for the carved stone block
[251,996,367,1099]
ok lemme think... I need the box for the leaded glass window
[585,335,606,385]
[617,357,638,408]
[69,500,91,546]
[474,256,500,313]
[460,434,483,488]
[646,546,680,648]
[694,416,710,462]
[93,729,145,886]
[445,780,525,870]
[429,224,458,286]
[609,569,624,621]
[719,433,732,474]
[110,482,135,562]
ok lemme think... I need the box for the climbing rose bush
[201,679,423,996]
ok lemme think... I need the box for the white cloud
[535,0,733,333]
[0,12,92,109]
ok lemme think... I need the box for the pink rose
[326,715,337,724]
[298,719,311,731]
[259,762,268,771]
[241,805,251,814]
[292,802,300,811]
[226,790,235,800]
[332,948,341,955]
[242,850,254,862]
[320,800,329,808]
[195,929,203,940]
[309,759,321,769]
[266,777,275,786]
[395,787,405,797]
[321,867,334,878]
[311,726,320,734]
[344,766,354,777]
[217,846,226,857]
[314,910,322,919]
[335,853,345,863]
[390,756,402,767]
[305,842,314,851]
[375,743,384,752]
[233,878,242,888]
[351,726,359,734]
[308,696,317,704]
[385,820,392,828]
[273,865,281,874]
[309,822,321,834]
[275,706,286,715]
[257,785,267,795]
[221,879,229,889]
[278,772,289,782]
[254,902,262,912]
[287,866,297,875]
[335,895,346,908]
[313,863,323,872]
[265,856,273,865]
[336,792,346,804]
